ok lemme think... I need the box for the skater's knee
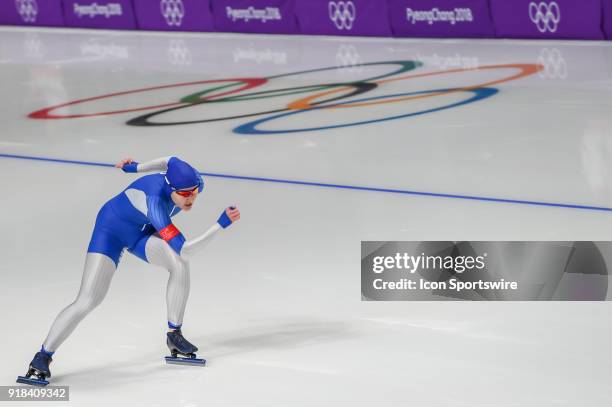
[72,301,94,317]
[163,246,189,274]
[73,293,105,315]
[169,259,189,276]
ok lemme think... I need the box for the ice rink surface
[1,27,612,406]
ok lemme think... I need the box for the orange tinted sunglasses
[175,187,198,197]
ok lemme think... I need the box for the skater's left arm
[147,202,240,260]
[179,207,241,260]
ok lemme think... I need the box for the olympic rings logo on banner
[28,60,543,134]
[529,1,561,33]
[329,1,356,30]
[160,0,185,27]
[15,0,38,23]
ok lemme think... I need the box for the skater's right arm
[116,156,173,173]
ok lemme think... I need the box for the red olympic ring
[28,78,267,119]
[27,63,543,124]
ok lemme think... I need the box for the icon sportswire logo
[329,1,356,30]
[529,1,561,33]
[15,0,38,23]
[160,0,184,27]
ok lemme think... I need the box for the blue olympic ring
[233,87,499,135]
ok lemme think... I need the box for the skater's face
[171,188,199,211]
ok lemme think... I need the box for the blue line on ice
[1,153,610,213]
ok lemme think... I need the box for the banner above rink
[1,0,610,41]
[604,0,612,39]
[62,0,137,29]
[295,0,392,37]
[0,0,64,27]
[387,0,495,38]
[490,0,605,40]
[362,242,612,301]
[133,0,215,31]
[211,0,298,34]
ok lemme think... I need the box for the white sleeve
[179,223,222,261]
[136,156,173,173]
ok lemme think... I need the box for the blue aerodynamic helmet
[164,157,204,195]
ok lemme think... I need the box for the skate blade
[165,356,206,366]
[16,376,49,386]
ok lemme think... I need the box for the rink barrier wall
[0,0,65,27]
[133,0,214,31]
[387,0,495,38]
[1,0,611,40]
[61,0,137,30]
[605,0,612,39]
[210,0,299,34]
[295,0,392,37]
[489,0,605,40]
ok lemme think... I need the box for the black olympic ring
[128,60,420,126]
[127,81,377,127]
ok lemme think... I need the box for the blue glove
[122,162,139,173]
[217,207,235,229]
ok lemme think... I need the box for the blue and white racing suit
[41,157,235,352]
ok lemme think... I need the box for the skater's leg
[129,235,203,365]
[143,236,190,328]
[42,253,116,352]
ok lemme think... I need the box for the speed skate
[164,329,206,366]
[16,350,53,386]
[164,355,206,366]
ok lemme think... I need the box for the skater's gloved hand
[116,158,139,173]
[217,206,240,229]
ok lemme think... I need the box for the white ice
[1,27,612,407]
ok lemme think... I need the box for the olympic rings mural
[29,60,543,134]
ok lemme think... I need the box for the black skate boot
[17,349,53,386]
[165,329,205,366]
